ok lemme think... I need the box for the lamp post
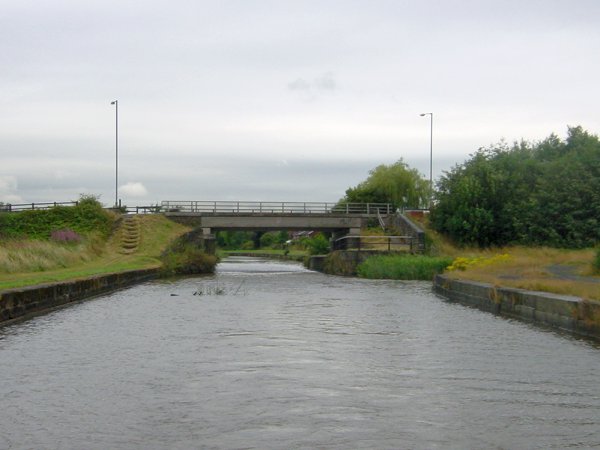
[111,100,118,207]
[420,112,433,208]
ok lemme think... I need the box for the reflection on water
[0,257,599,449]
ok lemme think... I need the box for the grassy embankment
[415,215,600,300]
[0,211,191,291]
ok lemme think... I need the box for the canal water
[1,257,599,449]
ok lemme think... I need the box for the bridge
[161,200,393,237]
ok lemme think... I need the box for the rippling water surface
[1,257,599,449]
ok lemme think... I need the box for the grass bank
[444,247,600,300]
[410,213,600,299]
[0,215,191,291]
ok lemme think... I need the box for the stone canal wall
[434,274,600,340]
[0,269,159,325]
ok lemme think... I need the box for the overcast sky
[2,0,599,206]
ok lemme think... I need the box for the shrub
[446,253,511,271]
[303,233,330,255]
[160,231,218,275]
[50,229,82,244]
[357,254,453,280]
[240,240,254,250]
[161,246,217,275]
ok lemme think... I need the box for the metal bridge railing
[0,200,393,216]
[160,201,392,215]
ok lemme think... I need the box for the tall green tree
[341,159,429,209]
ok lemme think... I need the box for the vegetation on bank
[406,212,600,299]
[160,231,217,275]
[444,247,600,300]
[0,195,114,240]
[0,237,105,274]
[342,128,600,294]
[357,255,452,280]
[0,201,192,291]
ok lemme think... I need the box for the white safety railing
[160,201,392,215]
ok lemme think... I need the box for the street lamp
[420,112,433,208]
[111,100,118,207]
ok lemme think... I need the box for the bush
[303,233,330,255]
[160,230,218,275]
[160,246,217,275]
[357,254,453,280]
[50,229,82,244]
[240,240,254,250]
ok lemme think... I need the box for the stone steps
[119,215,141,254]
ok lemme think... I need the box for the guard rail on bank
[333,235,415,252]
[161,201,392,215]
[0,202,161,214]
[0,201,79,212]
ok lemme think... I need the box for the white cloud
[120,182,148,198]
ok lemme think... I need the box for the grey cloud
[287,79,311,91]
[314,73,336,91]
[287,72,337,95]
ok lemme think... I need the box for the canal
[1,257,599,449]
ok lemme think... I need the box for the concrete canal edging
[434,274,600,340]
[0,268,159,325]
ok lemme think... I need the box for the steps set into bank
[119,215,141,254]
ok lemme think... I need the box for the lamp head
[111,100,117,105]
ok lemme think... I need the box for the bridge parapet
[160,201,392,216]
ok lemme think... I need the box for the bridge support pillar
[203,236,216,254]
[200,228,215,254]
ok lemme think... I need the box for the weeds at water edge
[193,281,246,296]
